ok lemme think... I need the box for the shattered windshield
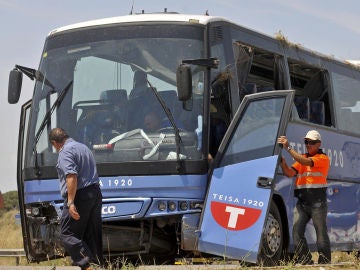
[25,23,205,167]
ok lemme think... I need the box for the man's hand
[69,204,80,220]
[277,135,289,148]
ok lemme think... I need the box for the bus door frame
[18,99,32,260]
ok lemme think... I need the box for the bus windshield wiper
[33,80,73,176]
[146,80,183,172]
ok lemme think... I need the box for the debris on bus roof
[345,60,360,66]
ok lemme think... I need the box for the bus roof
[48,13,228,36]
[47,12,359,70]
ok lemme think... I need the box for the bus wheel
[258,201,284,266]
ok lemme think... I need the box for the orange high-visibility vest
[292,152,330,189]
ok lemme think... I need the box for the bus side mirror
[8,69,23,104]
[176,64,192,101]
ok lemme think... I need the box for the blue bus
[8,11,360,265]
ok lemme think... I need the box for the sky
[1,0,360,192]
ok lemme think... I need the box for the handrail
[0,249,25,265]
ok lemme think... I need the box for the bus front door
[198,90,294,263]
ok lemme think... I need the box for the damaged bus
[8,11,360,265]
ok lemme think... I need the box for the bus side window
[288,59,332,126]
[339,108,353,132]
[233,44,287,103]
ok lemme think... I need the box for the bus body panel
[198,156,278,262]
[24,174,207,204]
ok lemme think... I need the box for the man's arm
[279,157,297,177]
[287,148,313,166]
[66,173,80,220]
[66,173,77,203]
[277,136,313,166]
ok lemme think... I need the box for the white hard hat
[304,130,321,141]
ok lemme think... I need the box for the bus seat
[310,100,325,125]
[100,89,128,106]
[148,90,184,129]
[127,90,157,130]
[159,90,178,110]
[129,70,152,99]
[77,89,128,145]
[99,89,128,130]
[294,96,310,121]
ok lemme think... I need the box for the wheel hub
[264,213,281,254]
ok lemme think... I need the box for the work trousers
[61,184,103,268]
[293,200,331,264]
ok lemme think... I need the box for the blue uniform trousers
[61,184,103,268]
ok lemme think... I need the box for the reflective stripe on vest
[295,171,327,189]
[298,171,324,177]
[295,183,327,189]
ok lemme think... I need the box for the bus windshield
[26,23,205,167]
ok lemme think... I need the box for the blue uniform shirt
[56,138,99,198]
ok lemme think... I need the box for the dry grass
[0,209,23,265]
[0,210,23,249]
[0,209,72,267]
[0,209,359,269]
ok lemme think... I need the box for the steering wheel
[157,127,185,133]
[108,128,165,160]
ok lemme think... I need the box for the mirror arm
[14,65,37,81]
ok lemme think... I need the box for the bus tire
[258,201,284,266]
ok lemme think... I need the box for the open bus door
[198,90,294,264]
[17,99,32,261]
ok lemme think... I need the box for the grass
[0,210,23,249]
[0,209,72,267]
[1,209,360,269]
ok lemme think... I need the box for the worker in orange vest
[278,130,331,265]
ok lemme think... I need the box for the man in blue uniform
[49,128,103,270]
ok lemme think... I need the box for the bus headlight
[26,206,41,217]
[31,207,40,216]
[168,201,176,211]
[179,201,188,211]
[158,201,166,211]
